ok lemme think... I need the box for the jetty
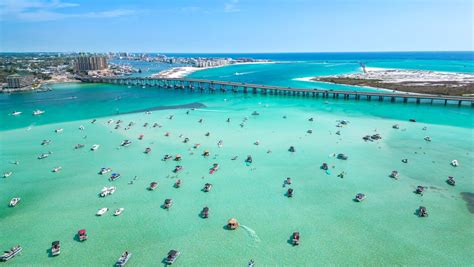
[78,76,474,107]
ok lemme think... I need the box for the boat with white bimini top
[116,251,132,266]
[10,111,22,116]
[51,241,60,256]
[96,207,109,216]
[55,128,63,133]
[3,172,12,178]
[165,250,180,264]
[52,166,62,172]
[91,144,100,151]
[99,167,112,175]
[33,110,45,116]
[114,208,124,216]
[99,186,116,197]
[9,197,20,207]
[0,245,22,261]
[38,152,51,159]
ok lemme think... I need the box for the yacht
[51,241,61,256]
[3,171,12,178]
[10,111,22,116]
[33,110,45,116]
[451,160,459,167]
[99,167,112,175]
[9,197,21,207]
[0,245,22,261]
[38,153,50,159]
[55,128,63,133]
[100,186,116,197]
[41,139,51,145]
[121,140,132,147]
[165,250,180,265]
[114,208,125,216]
[116,251,132,267]
[96,207,109,216]
[91,144,100,151]
[148,182,158,191]
[52,166,62,172]
[110,173,121,181]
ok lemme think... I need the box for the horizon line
[0,50,473,54]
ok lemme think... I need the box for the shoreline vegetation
[311,67,474,96]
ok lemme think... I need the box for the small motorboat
[174,179,181,188]
[248,259,255,267]
[337,153,348,160]
[308,117,314,122]
[415,186,425,194]
[55,128,63,133]
[307,129,313,134]
[74,144,85,149]
[321,163,328,171]
[217,140,223,147]
[401,158,408,163]
[251,111,260,116]
[392,124,400,129]
[41,139,51,145]
[162,155,172,161]
[285,177,292,185]
[77,229,88,241]
[447,176,456,186]
[91,144,100,151]
[424,136,432,142]
[227,218,239,230]
[418,206,428,217]
[245,155,253,164]
[201,206,209,218]
[292,232,300,246]
[355,193,366,202]
[371,134,382,140]
[10,111,22,116]
[409,119,416,122]
[9,197,20,207]
[194,144,201,149]
[100,186,116,197]
[3,172,12,178]
[165,250,180,265]
[174,154,182,161]
[173,166,183,173]
[164,132,170,137]
[96,207,109,216]
[91,119,97,124]
[209,163,219,174]
[451,160,459,167]
[205,132,210,136]
[107,119,114,124]
[79,125,85,131]
[203,150,210,157]
[143,123,148,127]
[390,170,399,179]
[121,140,132,147]
[110,173,121,181]
[114,208,125,216]
[38,152,50,159]
[51,241,60,256]
[288,146,295,153]
[287,188,294,198]
[148,182,158,191]
[203,183,213,192]
[144,147,152,154]
[52,166,62,172]
[0,245,22,261]
[116,251,132,267]
[99,167,112,175]
[198,118,203,123]
[138,134,144,140]
[163,199,173,209]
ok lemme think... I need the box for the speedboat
[55,128,63,133]
[162,155,172,161]
[245,155,253,164]
[107,119,114,124]
[288,146,295,152]
[138,134,144,140]
[174,154,182,161]
[77,229,88,241]
[390,170,399,179]
[33,110,45,116]
[96,207,109,216]
[285,177,292,185]
[91,144,100,151]
[38,152,50,159]
[251,111,260,116]
[79,125,85,130]
[110,173,121,181]
[287,188,294,198]
[371,134,382,140]
[447,176,455,186]
[91,119,97,124]
[292,232,300,246]
[321,163,328,170]
[217,140,223,147]
[173,166,183,173]
[116,251,132,267]
[409,118,416,122]
[114,208,124,216]
[209,163,219,174]
[308,117,314,122]
[10,111,22,116]
[227,218,239,230]
[41,139,51,145]
[337,153,348,160]
[201,206,209,218]
[52,166,62,172]
[451,160,459,167]
[165,250,180,265]
[415,186,425,194]
[163,199,173,209]
[424,136,432,142]
[183,137,189,143]
[307,129,313,134]
[143,122,148,127]
[51,241,60,256]
[121,140,132,147]
[174,179,182,188]
[3,172,12,178]
[100,186,116,197]
[203,150,210,157]
[203,183,213,192]
[99,167,112,175]
[248,259,255,267]
[355,193,366,202]
[144,147,152,154]
[74,144,85,149]
[148,182,158,191]
[392,124,400,129]
[0,245,22,261]
[9,198,20,207]
[418,206,428,217]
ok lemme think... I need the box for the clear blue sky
[0,0,472,52]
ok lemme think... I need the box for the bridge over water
[79,76,474,107]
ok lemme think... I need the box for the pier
[79,76,474,107]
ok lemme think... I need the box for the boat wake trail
[240,225,261,245]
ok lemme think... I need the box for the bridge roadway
[79,76,474,107]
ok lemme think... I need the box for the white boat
[91,144,100,151]
[424,136,432,142]
[79,125,85,130]
[100,186,116,197]
[107,119,114,124]
[96,207,109,216]
[114,208,124,216]
[51,241,60,256]
[0,245,22,261]
[120,140,132,147]
[99,167,112,175]
[451,160,459,167]
[33,110,45,116]
[38,153,50,159]
[55,128,63,133]
[115,251,132,266]
[9,197,20,207]
[3,172,12,178]
[10,111,22,116]
[52,166,62,172]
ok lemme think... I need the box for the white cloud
[224,0,240,13]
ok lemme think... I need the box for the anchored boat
[0,245,22,261]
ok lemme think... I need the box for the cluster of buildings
[6,74,35,89]
[74,55,108,72]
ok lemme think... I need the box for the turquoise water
[1,53,473,266]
